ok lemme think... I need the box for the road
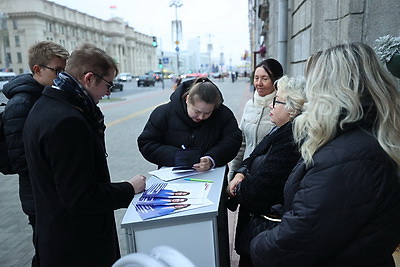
[0,77,252,266]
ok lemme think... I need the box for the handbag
[235,214,280,256]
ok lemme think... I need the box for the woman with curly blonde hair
[251,42,400,267]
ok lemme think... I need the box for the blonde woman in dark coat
[251,43,400,267]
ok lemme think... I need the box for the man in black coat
[23,43,146,266]
[2,41,69,266]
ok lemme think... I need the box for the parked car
[146,71,162,82]
[0,72,16,92]
[116,73,133,82]
[212,72,221,79]
[111,78,123,92]
[137,75,155,87]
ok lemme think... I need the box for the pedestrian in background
[172,76,182,90]
[228,59,283,182]
[24,43,146,266]
[228,76,305,266]
[2,41,69,267]
[251,42,400,267]
[137,76,242,267]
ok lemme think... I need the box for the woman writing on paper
[137,76,242,267]
[138,77,242,172]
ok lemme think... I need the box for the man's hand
[128,174,146,194]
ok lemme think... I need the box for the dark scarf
[52,72,106,146]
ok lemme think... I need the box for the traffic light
[158,59,163,69]
[152,36,158,47]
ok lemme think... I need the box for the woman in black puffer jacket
[138,77,242,171]
[138,76,242,267]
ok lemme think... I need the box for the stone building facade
[249,0,400,77]
[0,0,156,75]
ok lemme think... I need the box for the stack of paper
[133,182,213,220]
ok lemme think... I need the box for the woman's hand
[227,173,245,197]
[193,156,212,172]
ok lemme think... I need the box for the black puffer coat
[2,73,44,215]
[137,79,242,168]
[250,125,400,267]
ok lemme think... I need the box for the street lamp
[169,0,182,75]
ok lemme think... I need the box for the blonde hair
[27,41,69,72]
[294,42,400,167]
[276,75,306,119]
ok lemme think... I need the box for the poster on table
[133,182,213,220]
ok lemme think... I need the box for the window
[17,52,22,63]
[46,21,52,32]
[3,36,9,47]
[12,20,17,30]
[6,53,11,64]
[15,36,20,47]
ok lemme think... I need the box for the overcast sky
[50,0,250,66]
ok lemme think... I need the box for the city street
[0,77,251,266]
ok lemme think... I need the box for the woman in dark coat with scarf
[227,76,306,266]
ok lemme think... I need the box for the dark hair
[65,43,118,82]
[184,77,223,108]
[253,58,284,83]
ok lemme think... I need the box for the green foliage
[374,35,400,63]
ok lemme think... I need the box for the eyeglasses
[40,65,64,75]
[90,72,115,91]
[272,96,286,108]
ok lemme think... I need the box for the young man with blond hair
[2,40,69,266]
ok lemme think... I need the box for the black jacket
[24,86,135,266]
[2,73,43,215]
[137,79,242,168]
[250,126,400,267]
[233,122,300,255]
[3,74,43,173]
[236,122,300,215]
